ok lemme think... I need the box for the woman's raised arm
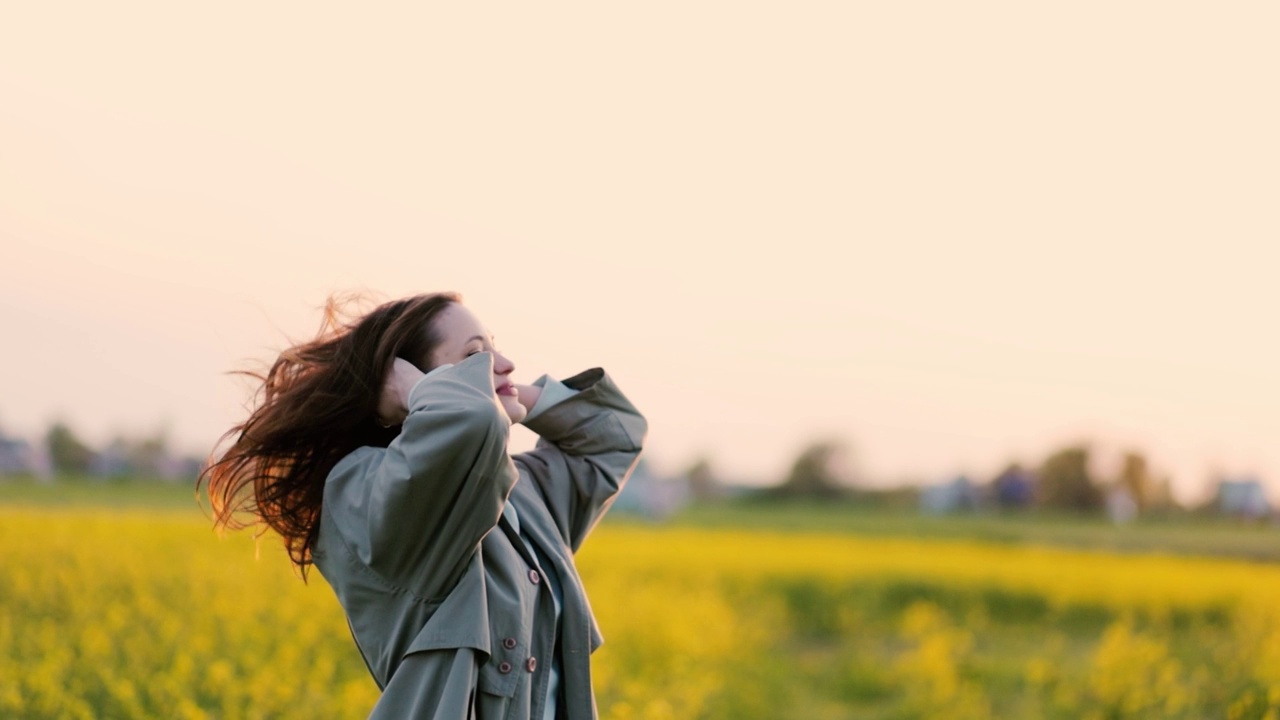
[513,368,647,551]
[322,352,517,600]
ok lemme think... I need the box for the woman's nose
[493,351,515,376]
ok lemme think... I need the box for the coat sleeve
[512,368,647,552]
[325,352,518,600]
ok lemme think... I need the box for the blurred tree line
[686,437,1230,518]
[0,419,203,481]
[1018,445,1177,514]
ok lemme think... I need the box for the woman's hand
[514,383,542,416]
[377,358,426,427]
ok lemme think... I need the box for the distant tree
[127,430,170,477]
[1116,451,1155,510]
[1148,476,1178,511]
[1037,445,1102,512]
[1111,450,1181,513]
[684,456,721,503]
[45,421,96,475]
[1116,451,1148,509]
[775,440,851,499]
[91,428,189,479]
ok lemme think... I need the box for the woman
[201,292,647,719]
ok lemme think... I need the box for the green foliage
[1115,450,1179,513]
[44,421,95,475]
[774,440,851,499]
[684,456,721,503]
[1037,446,1102,512]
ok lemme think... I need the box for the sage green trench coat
[313,352,647,720]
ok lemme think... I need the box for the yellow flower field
[3,507,1280,719]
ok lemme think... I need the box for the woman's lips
[496,383,518,397]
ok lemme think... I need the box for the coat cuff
[520,368,645,453]
[520,375,580,424]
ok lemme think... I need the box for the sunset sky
[2,3,1276,503]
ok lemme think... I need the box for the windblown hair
[199,292,461,579]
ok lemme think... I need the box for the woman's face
[428,303,526,423]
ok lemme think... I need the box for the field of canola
[3,504,1280,719]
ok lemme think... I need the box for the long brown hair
[199,291,460,578]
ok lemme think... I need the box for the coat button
[498,661,512,674]
[528,569,540,584]
[525,657,537,673]
[503,637,517,650]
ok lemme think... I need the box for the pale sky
[2,2,1276,503]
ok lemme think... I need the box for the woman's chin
[500,395,527,424]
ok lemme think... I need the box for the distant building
[1216,477,1270,520]
[0,435,52,479]
[90,437,203,482]
[92,439,134,478]
[1106,487,1139,525]
[992,465,1035,509]
[920,474,981,514]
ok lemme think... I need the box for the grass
[660,499,1280,563]
[0,476,203,510]
[4,477,1278,563]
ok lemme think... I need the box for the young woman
[201,292,647,719]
